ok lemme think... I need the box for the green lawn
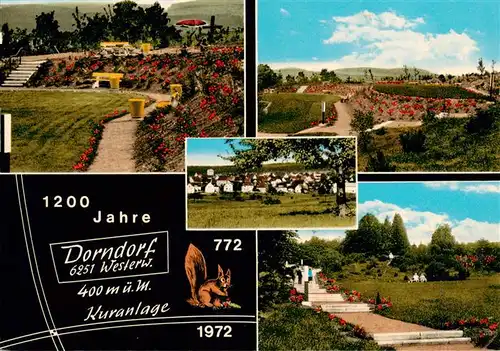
[0,91,139,172]
[338,275,500,328]
[259,93,340,133]
[188,193,356,228]
[259,304,382,351]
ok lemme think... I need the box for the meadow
[259,93,340,133]
[0,90,136,172]
[187,193,356,228]
[339,275,500,331]
[259,304,382,351]
[358,116,500,172]
[373,84,487,99]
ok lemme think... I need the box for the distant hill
[275,67,435,80]
[0,0,243,31]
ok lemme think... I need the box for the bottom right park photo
[258,181,500,351]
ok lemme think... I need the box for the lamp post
[1,113,11,172]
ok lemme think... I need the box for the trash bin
[129,98,146,118]
[170,84,182,98]
[110,76,120,89]
[141,43,152,53]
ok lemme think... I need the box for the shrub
[399,130,426,153]
[262,197,281,205]
[367,151,396,171]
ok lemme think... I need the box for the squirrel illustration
[185,243,231,308]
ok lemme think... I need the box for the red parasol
[175,19,207,26]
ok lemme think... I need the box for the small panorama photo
[186,137,357,230]
[258,181,500,351]
[0,0,244,172]
[257,0,500,172]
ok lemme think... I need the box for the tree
[258,231,299,310]
[32,11,62,54]
[413,66,420,80]
[109,0,145,42]
[403,65,410,80]
[143,2,179,47]
[367,151,396,172]
[438,74,446,83]
[390,213,410,256]
[350,110,375,152]
[221,139,356,215]
[368,68,374,82]
[0,23,13,57]
[477,57,485,76]
[297,71,308,84]
[342,214,385,257]
[285,74,296,85]
[258,64,282,91]
[430,224,456,256]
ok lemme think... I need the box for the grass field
[0,90,137,172]
[0,0,243,31]
[187,193,356,228]
[259,304,382,351]
[338,275,500,329]
[259,93,340,133]
[358,120,500,172]
[373,84,487,99]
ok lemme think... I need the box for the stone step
[1,83,24,87]
[308,293,344,302]
[373,331,464,342]
[16,67,40,71]
[323,306,372,313]
[3,79,27,84]
[9,72,33,76]
[377,337,472,347]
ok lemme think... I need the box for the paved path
[295,101,353,136]
[257,132,291,137]
[397,344,477,351]
[296,85,308,93]
[88,92,171,173]
[336,313,434,334]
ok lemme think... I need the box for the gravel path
[396,343,477,351]
[295,101,353,136]
[88,92,171,173]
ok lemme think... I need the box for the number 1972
[197,325,232,338]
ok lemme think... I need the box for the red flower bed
[444,317,498,347]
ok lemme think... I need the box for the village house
[256,181,267,193]
[242,180,254,193]
[223,182,234,193]
[205,182,220,194]
[216,176,230,187]
[187,183,202,194]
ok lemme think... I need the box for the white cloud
[319,19,328,24]
[312,57,319,61]
[266,10,485,75]
[280,8,290,17]
[424,182,500,194]
[358,200,499,244]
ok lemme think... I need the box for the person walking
[297,269,303,284]
[308,267,313,282]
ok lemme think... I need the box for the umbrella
[175,19,207,26]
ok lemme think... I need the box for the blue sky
[258,0,500,74]
[186,138,291,166]
[297,182,500,244]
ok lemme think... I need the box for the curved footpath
[295,101,354,136]
[0,87,170,172]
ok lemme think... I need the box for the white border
[184,136,358,231]
[49,231,170,284]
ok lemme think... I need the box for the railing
[0,48,27,85]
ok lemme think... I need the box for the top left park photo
[0,0,245,173]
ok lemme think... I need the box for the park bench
[98,42,140,57]
[91,72,124,88]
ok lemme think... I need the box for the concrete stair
[308,293,345,303]
[1,60,47,87]
[322,303,372,313]
[373,330,472,347]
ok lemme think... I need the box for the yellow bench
[100,42,130,48]
[170,84,182,98]
[156,101,171,108]
[92,73,124,89]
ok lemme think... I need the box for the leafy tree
[466,103,499,134]
[297,71,308,84]
[403,65,410,80]
[221,138,356,215]
[413,66,420,80]
[109,0,145,42]
[477,57,485,76]
[390,213,410,256]
[429,224,456,256]
[438,74,446,83]
[342,214,385,257]
[285,74,296,85]
[32,11,62,54]
[258,231,299,311]
[258,64,282,91]
[142,2,179,47]
[350,110,374,152]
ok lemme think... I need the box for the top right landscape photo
[257,0,500,172]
